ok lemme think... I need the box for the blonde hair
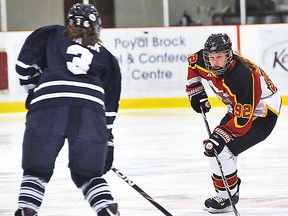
[64,25,101,47]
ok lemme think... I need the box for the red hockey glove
[203,126,234,157]
[186,82,211,113]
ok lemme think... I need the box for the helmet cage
[203,49,233,76]
[203,33,233,76]
[67,3,102,35]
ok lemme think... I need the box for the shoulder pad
[187,53,198,66]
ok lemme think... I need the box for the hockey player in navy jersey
[186,33,281,213]
[14,3,121,216]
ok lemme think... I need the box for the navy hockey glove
[203,126,234,157]
[104,145,114,174]
[25,91,34,109]
[186,82,211,113]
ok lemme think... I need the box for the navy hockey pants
[21,106,108,182]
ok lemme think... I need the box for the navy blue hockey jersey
[16,25,121,141]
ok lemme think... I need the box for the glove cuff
[186,82,204,97]
[210,126,233,145]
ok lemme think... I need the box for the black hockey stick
[111,166,173,216]
[200,107,240,216]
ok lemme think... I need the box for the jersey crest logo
[188,54,198,65]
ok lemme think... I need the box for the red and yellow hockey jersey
[186,50,281,137]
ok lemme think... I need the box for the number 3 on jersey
[66,44,93,75]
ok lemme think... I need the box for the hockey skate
[204,178,241,214]
[15,208,37,216]
[98,203,120,216]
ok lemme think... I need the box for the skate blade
[207,206,233,214]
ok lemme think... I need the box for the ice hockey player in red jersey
[14,3,121,216]
[186,33,281,213]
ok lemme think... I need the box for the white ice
[0,107,287,216]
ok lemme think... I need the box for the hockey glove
[25,91,34,109]
[186,82,211,113]
[203,126,234,157]
[104,145,114,174]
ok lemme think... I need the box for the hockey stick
[200,107,240,216]
[111,166,173,216]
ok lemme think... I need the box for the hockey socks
[81,177,118,215]
[16,175,47,213]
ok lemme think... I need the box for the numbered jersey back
[16,25,121,113]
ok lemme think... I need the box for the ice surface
[0,107,287,215]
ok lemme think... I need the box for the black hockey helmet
[203,33,233,76]
[67,3,102,35]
